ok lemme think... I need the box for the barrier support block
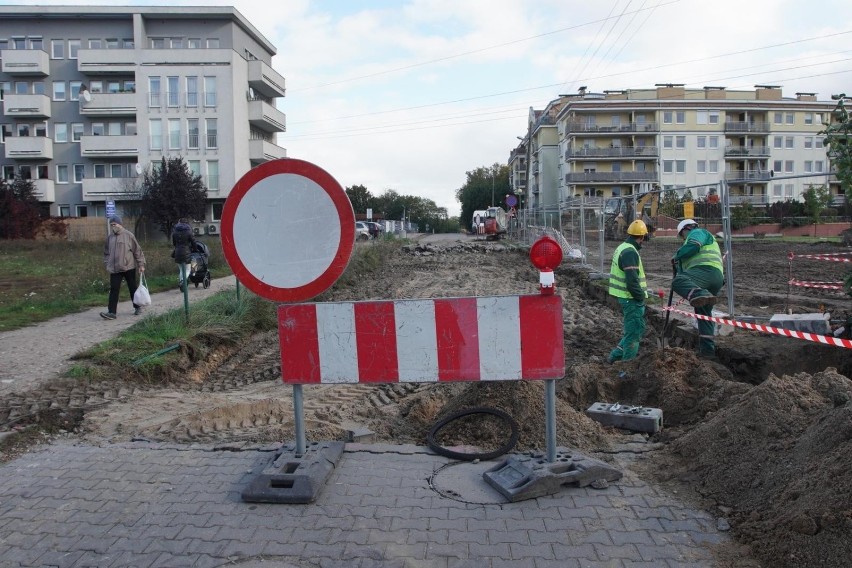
[241,441,344,504]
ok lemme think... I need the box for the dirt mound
[652,368,852,568]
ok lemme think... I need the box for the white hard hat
[677,219,698,235]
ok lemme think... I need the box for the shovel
[659,287,674,348]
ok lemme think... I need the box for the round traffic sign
[221,158,355,302]
[506,194,518,207]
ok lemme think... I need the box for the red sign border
[221,158,355,303]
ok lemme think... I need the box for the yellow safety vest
[609,242,646,299]
[681,236,723,273]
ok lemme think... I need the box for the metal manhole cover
[428,460,507,505]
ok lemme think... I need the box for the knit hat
[108,215,122,225]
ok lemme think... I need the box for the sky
[9,0,852,217]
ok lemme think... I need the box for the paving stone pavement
[0,440,727,567]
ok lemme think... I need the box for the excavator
[603,190,661,240]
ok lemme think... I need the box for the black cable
[426,406,520,461]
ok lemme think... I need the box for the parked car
[366,221,383,239]
[355,221,370,241]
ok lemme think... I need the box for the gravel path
[0,275,237,397]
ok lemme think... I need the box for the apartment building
[526,98,570,210]
[0,5,286,234]
[508,140,527,198]
[519,84,840,210]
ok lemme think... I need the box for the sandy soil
[1,233,851,568]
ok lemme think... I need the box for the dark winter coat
[171,222,196,264]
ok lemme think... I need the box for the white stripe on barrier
[395,300,439,383]
[665,306,852,349]
[317,303,359,383]
[789,279,845,291]
[478,296,522,380]
[788,251,852,263]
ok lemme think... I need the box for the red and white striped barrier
[788,279,845,291]
[278,295,565,384]
[665,307,852,349]
[788,251,852,263]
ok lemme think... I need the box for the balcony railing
[80,134,139,157]
[1,49,49,75]
[567,146,659,159]
[82,177,140,201]
[4,136,52,159]
[79,92,137,116]
[2,93,51,118]
[565,171,657,183]
[724,121,770,133]
[724,146,771,157]
[566,122,658,133]
[248,60,286,98]
[77,49,136,74]
[249,139,287,163]
[724,170,772,182]
[32,178,55,202]
[248,99,286,133]
[729,194,770,205]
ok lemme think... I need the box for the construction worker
[607,219,650,363]
[672,219,724,357]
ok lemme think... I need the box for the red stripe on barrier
[519,295,565,378]
[435,297,480,381]
[354,302,398,383]
[789,279,844,290]
[279,303,321,383]
[788,251,852,262]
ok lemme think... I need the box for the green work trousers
[609,298,645,362]
[672,265,724,355]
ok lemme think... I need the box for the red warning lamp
[529,236,563,295]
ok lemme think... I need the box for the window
[188,160,201,176]
[108,122,121,136]
[12,37,25,50]
[815,137,824,149]
[122,38,134,49]
[804,137,813,149]
[675,136,686,149]
[168,118,181,149]
[94,164,106,178]
[203,76,216,107]
[68,40,80,59]
[150,38,165,49]
[2,166,14,180]
[709,136,719,149]
[149,119,162,150]
[611,115,621,126]
[188,38,201,49]
[676,111,685,124]
[56,165,69,183]
[697,111,708,124]
[709,160,719,173]
[0,82,9,100]
[676,160,686,173]
[52,81,66,101]
[804,161,813,173]
[697,136,706,149]
[205,118,217,148]
[89,39,102,49]
[76,205,88,217]
[55,123,68,143]
[186,76,198,107]
[111,164,123,178]
[167,76,179,107]
[697,160,706,173]
[786,136,794,149]
[170,38,184,49]
[663,160,673,173]
[784,184,794,198]
[71,123,83,142]
[126,122,137,136]
[785,160,793,173]
[59,205,70,218]
[89,81,103,94]
[212,202,224,221]
[773,183,783,197]
[206,38,219,48]
[805,113,814,125]
[17,124,30,137]
[663,111,673,124]
[149,77,161,107]
[774,112,783,124]
[786,112,794,125]
[32,82,44,95]
[774,160,783,172]
[1,124,12,143]
[815,160,824,172]
[34,122,46,137]
[14,82,27,95]
[73,164,85,182]
[663,136,673,149]
[123,80,135,92]
[51,40,64,59]
[206,160,219,190]
[92,123,105,136]
[187,118,199,149]
[107,81,120,94]
[70,81,82,100]
[106,38,118,49]
[773,136,783,149]
[30,37,43,50]
[709,111,719,124]
[611,162,621,172]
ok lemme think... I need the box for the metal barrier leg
[293,384,306,456]
[545,378,556,462]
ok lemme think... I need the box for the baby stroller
[186,241,211,289]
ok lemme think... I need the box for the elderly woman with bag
[100,215,146,320]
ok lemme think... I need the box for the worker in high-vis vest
[607,219,650,363]
[671,219,724,357]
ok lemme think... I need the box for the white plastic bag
[134,274,152,306]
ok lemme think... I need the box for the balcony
[4,136,52,159]
[2,94,51,118]
[724,170,772,182]
[248,60,286,98]
[724,146,771,158]
[80,134,139,158]
[729,194,770,205]
[1,49,49,75]
[79,92,137,117]
[724,121,770,133]
[566,122,658,134]
[249,139,287,163]
[565,171,657,183]
[77,49,137,75]
[32,179,55,202]
[248,100,286,133]
[82,177,140,201]
[567,146,659,159]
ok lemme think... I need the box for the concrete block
[585,402,663,433]
[768,313,831,335]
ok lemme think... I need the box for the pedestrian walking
[101,215,145,320]
[671,219,724,358]
[607,219,650,363]
[171,218,196,291]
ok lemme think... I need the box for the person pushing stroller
[171,218,196,291]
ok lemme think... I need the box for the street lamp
[491,173,495,207]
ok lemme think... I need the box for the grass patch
[0,237,232,332]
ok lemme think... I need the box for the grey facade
[0,5,286,234]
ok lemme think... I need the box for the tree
[657,189,682,218]
[822,95,852,202]
[802,184,833,224]
[345,184,373,214]
[0,176,41,239]
[455,163,510,229]
[140,157,207,236]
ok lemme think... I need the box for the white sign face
[367,208,373,220]
[232,173,341,288]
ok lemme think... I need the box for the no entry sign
[221,159,355,302]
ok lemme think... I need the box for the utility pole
[491,172,495,207]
